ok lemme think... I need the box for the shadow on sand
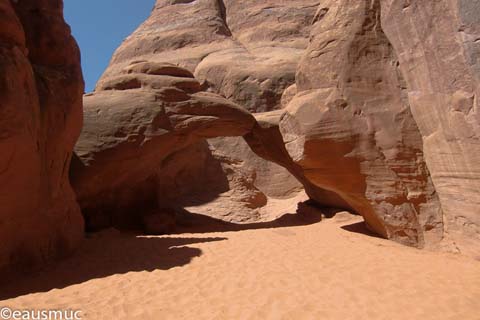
[0,206,327,301]
[172,206,324,234]
[340,221,384,239]
[0,236,225,300]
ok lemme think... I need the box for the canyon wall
[2,0,478,273]
[381,0,480,254]
[268,0,445,247]
[75,0,319,228]
[80,0,479,252]
[0,0,84,272]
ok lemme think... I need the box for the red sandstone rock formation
[250,0,479,252]
[0,0,84,272]
[71,62,256,229]
[2,0,478,274]
[99,0,319,112]
[380,0,480,254]
[83,0,479,253]
[80,0,312,226]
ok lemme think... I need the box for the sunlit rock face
[73,0,311,229]
[99,0,319,113]
[270,0,444,247]
[71,62,262,229]
[257,0,480,252]
[73,0,479,254]
[0,0,84,272]
[380,0,480,255]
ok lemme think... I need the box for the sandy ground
[1,212,479,320]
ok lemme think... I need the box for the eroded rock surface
[85,0,312,227]
[381,0,480,254]
[74,0,479,254]
[271,0,445,247]
[99,0,319,112]
[71,62,256,229]
[247,0,480,253]
[0,0,84,271]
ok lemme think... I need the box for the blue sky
[64,1,155,92]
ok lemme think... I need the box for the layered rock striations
[253,0,479,252]
[82,0,315,227]
[381,0,480,254]
[0,0,84,272]
[71,62,257,229]
[272,0,444,247]
[1,0,478,276]
[73,0,480,253]
[99,0,319,112]
[1,0,475,272]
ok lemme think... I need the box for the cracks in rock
[215,0,232,37]
[312,7,329,25]
[214,0,253,56]
[217,0,228,27]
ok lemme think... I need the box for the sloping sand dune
[1,213,479,320]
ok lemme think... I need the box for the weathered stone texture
[0,0,84,271]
